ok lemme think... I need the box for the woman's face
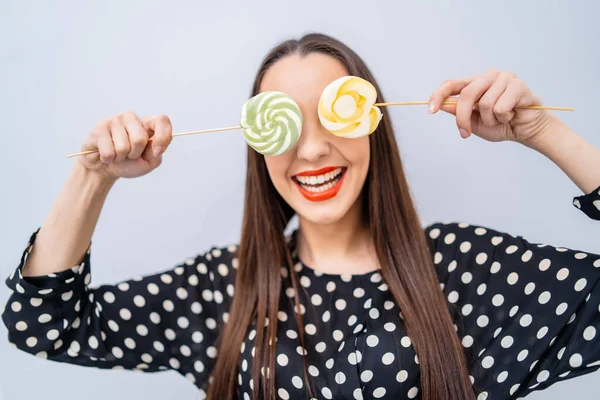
[259,53,370,225]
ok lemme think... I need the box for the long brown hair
[208,33,475,400]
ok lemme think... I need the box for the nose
[295,117,331,162]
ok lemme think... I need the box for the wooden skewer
[65,125,242,158]
[373,100,575,112]
[65,101,574,158]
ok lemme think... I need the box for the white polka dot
[461,272,473,284]
[476,253,488,265]
[124,338,136,350]
[556,268,569,281]
[521,250,533,262]
[207,346,218,358]
[308,365,319,376]
[112,347,124,359]
[201,290,213,302]
[192,331,203,343]
[38,313,52,323]
[26,337,37,347]
[492,294,504,306]
[462,335,474,348]
[277,388,289,400]
[46,329,59,340]
[384,322,396,332]
[507,273,519,285]
[277,353,288,366]
[407,387,419,398]
[575,278,587,291]
[369,308,380,319]
[444,233,456,244]
[206,318,217,330]
[367,335,379,347]
[558,347,566,360]
[524,282,536,295]
[448,261,457,272]
[509,305,519,317]
[382,352,395,365]
[537,370,550,382]
[286,330,298,339]
[491,236,503,246]
[305,324,317,335]
[100,291,115,304]
[136,325,148,336]
[475,227,487,235]
[429,228,441,239]
[108,320,119,332]
[160,274,172,284]
[520,314,533,327]
[434,252,443,264]
[460,242,472,253]
[335,299,347,311]
[477,283,487,295]
[177,316,189,329]
[315,342,326,353]
[490,262,501,274]
[311,294,322,306]
[335,371,346,385]
[373,388,386,398]
[538,291,551,304]
[218,263,229,276]
[594,259,600,268]
[477,315,489,327]
[517,349,528,361]
[333,330,344,341]
[556,302,568,315]
[539,259,551,271]
[537,326,549,339]
[570,353,583,368]
[322,311,331,322]
[497,371,508,383]
[584,326,596,341]
[119,308,131,320]
[292,376,303,389]
[482,356,494,368]
[448,291,459,303]
[501,336,514,348]
[163,300,174,312]
[575,252,587,260]
[506,245,518,254]
[300,276,311,288]
[326,282,336,292]
[30,298,43,307]
[176,288,188,300]
[396,370,408,383]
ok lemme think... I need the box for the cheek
[264,155,292,185]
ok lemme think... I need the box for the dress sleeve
[1,228,237,384]
[424,186,600,399]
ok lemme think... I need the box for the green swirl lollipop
[240,91,303,156]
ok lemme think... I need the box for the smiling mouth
[293,167,347,201]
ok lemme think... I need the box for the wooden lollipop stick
[65,125,242,158]
[373,101,574,112]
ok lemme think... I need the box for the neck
[296,197,378,275]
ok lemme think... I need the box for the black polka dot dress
[3,186,600,399]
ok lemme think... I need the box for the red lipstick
[293,167,346,202]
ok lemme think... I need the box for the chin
[295,203,351,226]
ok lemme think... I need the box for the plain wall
[1,0,598,399]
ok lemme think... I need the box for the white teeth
[295,168,343,186]
[296,170,343,192]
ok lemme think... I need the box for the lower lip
[294,170,346,202]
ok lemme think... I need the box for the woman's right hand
[77,111,173,180]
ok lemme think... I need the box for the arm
[22,163,117,278]
[520,112,600,195]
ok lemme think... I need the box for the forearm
[522,113,600,194]
[22,163,117,277]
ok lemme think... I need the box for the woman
[2,33,600,400]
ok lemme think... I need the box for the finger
[141,136,163,168]
[456,77,494,137]
[492,80,529,124]
[142,115,173,157]
[477,76,508,127]
[428,75,481,113]
[109,117,131,163]
[122,111,149,159]
[93,123,116,164]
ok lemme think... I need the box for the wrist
[518,113,570,155]
[72,162,118,192]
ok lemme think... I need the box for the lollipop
[318,76,382,138]
[240,91,303,156]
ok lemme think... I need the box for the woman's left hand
[428,68,552,143]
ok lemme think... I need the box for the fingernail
[428,102,435,114]
[459,128,468,138]
[153,146,163,157]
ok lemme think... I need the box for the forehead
[259,53,349,109]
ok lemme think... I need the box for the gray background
[1,0,598,399]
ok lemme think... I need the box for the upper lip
[294,166,344,176]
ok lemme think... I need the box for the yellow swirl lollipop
[318,76,382,138]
